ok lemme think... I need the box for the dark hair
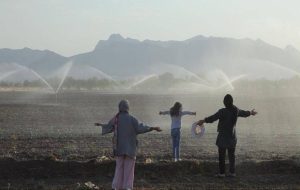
[223,94,238,125]
[170,102,182,117]
[223,94,233,108]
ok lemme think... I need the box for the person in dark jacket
[198,94,257,177]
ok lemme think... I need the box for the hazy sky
[1,0,300,56]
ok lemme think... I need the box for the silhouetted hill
[0,48,68,77]
[1,34,300,81]
[72,34,300,79]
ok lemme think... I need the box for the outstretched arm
[159,111,170,115]
[132,117,162,134]
[182,111,196,116]
[198,110,221,125]
[94,123,106,127]
[238,109,257,117]
[95,118,115,135]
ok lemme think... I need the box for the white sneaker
[173,158,178,162]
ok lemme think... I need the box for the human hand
[152,127,162,132]
[250,109,257,116]
[197,120,205,126]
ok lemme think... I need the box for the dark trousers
[218,147,236,174]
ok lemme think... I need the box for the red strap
[113,113,120,133]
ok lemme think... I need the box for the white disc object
[191,122,205,138]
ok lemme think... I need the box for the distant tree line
[0,75,300,96]
[0,77,117,90]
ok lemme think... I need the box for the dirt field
[0,159,299,190]
[0,133,299,190]
[0,91,299,189]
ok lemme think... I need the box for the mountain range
[1,34,300,84]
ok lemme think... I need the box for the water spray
[154,63,206,83]
[266,61,300,77]
[12,63,55,92]
[0,69,21,81]
[129,74,158,89]
[214,74,247,90]
[214,70,235,90]
[54,61,73,104]
[87,66,116,82]
[55,61,73,94]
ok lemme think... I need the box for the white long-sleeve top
[160,111,195,129]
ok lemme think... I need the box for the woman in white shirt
[160,102,196,162]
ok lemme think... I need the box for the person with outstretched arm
[197,94,257,177]
[159,102,196,162]
[95,100,162,190]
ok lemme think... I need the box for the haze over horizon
[1,0,300,56]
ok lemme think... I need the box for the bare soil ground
[0,92,299,189]
[0,134,299,190]
[0,158,299,190]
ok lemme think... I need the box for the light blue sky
[1,0,300,56]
